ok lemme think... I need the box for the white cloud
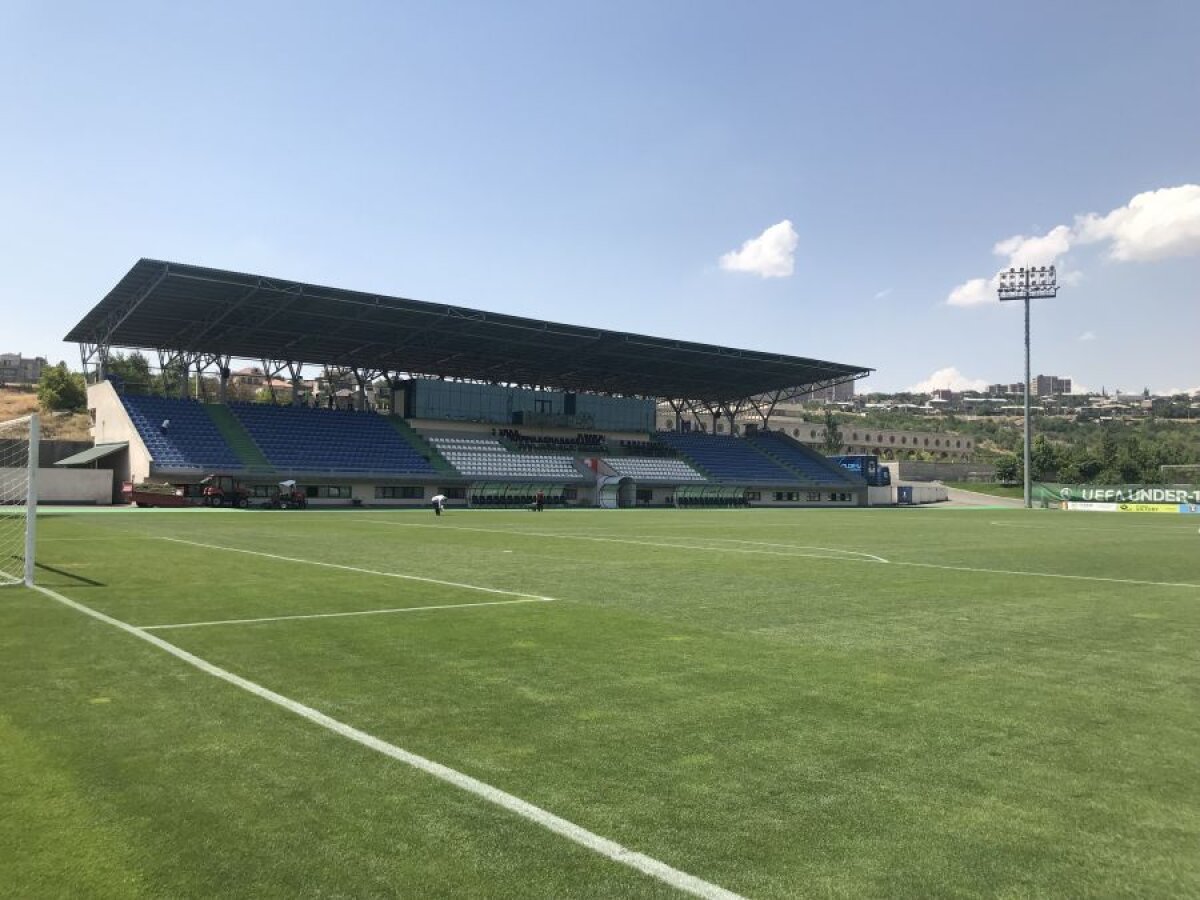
[1078,330,1096,342]
[992,224,1073,269]
[907,367,990,393]
[718,220,798,278]
[947,183,1200,307]
[874,287,892,300]
[947,224,1073,306]
[946,277,993,307]
[1075,184,1200,261]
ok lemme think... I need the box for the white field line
[140,597,551,631]
[888,560,1200,589]
[359,520,890,565]
[989,520,1198,536]
[158,537,559,602]
[29,584,742,900]
[38,536,147,542]
[361,520,1200,590]
[700,538,887,563]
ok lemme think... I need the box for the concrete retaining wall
[896,461,996,482]
[0,467,114,505]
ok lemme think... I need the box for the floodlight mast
[997,266,1059,508]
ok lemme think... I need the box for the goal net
[1160,464,1200,484]
[0,414,38,586]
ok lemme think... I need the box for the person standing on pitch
[534,488,545,512]
[431,493,446,516]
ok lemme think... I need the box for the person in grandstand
[431,493,446,516]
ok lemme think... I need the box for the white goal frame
[0,414,38,587]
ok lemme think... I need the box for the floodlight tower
[997,266,1059,508]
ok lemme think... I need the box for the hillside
[0,388,92,441]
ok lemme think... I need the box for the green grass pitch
[3,506,1199,897]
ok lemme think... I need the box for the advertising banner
[1038,483,1200,514]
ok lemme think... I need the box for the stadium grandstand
[66,259,873,508]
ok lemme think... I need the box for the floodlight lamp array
[997,265,1059,301]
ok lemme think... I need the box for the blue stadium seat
[655,432,799,484]
[747,432,859,486]
[228,404,436,475]
[120,395,244,470]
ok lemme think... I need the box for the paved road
[939,485,1025,508]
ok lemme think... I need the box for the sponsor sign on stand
[1063,501,1119,512]
[1117,503,1181,514]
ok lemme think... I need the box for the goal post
[0,414,38,587]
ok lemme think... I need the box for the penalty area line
[157,536,559,603]
[30,583,743,900]
[360,519,890,565]
[890,559,1200,589]
[364,520,1198,589]
[989,520,1199,536]
[140,597,552,631]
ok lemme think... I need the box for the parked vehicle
[268,479,308,509]
[130,481,191,508]
[829,454,891,486]
[200,474,250,508]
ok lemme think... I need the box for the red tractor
[200,474,250,509]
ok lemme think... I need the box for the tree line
[992,426,1198,485]
[848,408,1200,484]
[35,352,277,410]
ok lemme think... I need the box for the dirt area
[0,388,93,440]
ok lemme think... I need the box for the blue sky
[3,1,1198,394]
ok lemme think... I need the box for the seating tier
[120,395,243,470]
[654,432,799,484]
[229,404,435,474]
[749,432,858,485]
[603,457,705,482]
[429,437,584,480]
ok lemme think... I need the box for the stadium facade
[68,259,882,508]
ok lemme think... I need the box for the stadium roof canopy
[66,259,872,403]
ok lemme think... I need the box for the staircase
[752,432,864,485]
[204,404,275,472]
[746,440,817,484]
[658,445,715,482]
[386,417,456,475]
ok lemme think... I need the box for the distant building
[659,403,973,460]
[0,353,48,385]
[1032,375,1072,397]
[801,423,973,460]
[988,382,1024,397]
[989,376,1072,398]
[229,366,311,400]
[796,380,856,403]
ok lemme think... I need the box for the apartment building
[0,353,48,385]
